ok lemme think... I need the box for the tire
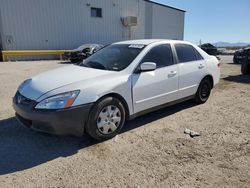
[194,78,212,104]
[241,60,250,75]
[85,97,126,141]
[233,57,238,64]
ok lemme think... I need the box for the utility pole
[199,39,202,46]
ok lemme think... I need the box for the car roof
[79,44,103,47]
[114,39,185,45]
[113,39,211,60]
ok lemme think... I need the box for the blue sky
[153,0,250,44]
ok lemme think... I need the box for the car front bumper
[13,93,93,137]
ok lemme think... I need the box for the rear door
[174,43,207,99]
[132,44,179,113]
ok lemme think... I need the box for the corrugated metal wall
[0,0,184,52]
[146,2,185,40]
[149,2,185,40]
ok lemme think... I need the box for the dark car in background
[64,44,104,63]
[234,47,250,64]
[200,43,218,56]
[241,47,250,74]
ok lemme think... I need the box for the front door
[132,44,179,113]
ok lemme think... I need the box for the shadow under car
[0,100,196,175]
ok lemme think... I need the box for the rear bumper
[13,98,93,137]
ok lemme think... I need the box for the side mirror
[140,62,156,72]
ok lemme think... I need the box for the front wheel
[86,97,126,141]
[194,78,212,104]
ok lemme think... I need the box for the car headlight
[35,90,80,109]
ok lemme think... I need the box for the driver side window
[141,44,174,68]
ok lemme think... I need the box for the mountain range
[213,41,250,47]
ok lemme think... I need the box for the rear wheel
[194,78,212,104]
[241,60,250,75]
[86,97,126,141]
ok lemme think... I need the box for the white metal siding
[148,2,185,40]
[0,0,184,52]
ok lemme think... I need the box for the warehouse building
[0,0,185,60]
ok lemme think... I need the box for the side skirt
[129,95,195,120]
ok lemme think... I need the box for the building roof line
[144,0,186,13]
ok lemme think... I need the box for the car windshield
[78,44,145,71]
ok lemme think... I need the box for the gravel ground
[0,56,249,188]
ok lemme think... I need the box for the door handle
[198,64,205,69]
[168,71,177,77]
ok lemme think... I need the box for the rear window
[175,44,200,63]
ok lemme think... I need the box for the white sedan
[13,39,220,140]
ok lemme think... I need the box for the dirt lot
[0,56,249,188]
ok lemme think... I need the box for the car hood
[19,65,115,100]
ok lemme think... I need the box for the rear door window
[194,49,204,60]
[175,44,199,63]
